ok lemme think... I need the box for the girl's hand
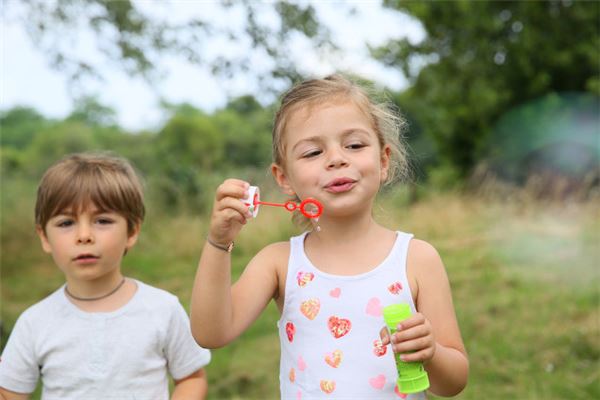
[208,179,252,245]
[379,312,437,364]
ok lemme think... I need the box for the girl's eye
[302,149,322,158]
[347,143,366,150]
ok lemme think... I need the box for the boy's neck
[65,276,138,313]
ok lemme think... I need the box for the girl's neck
[304,215,396,276]
[310,208,376,241]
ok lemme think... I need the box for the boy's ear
[380,145,392,182]
[36,225,53,254]
[271,163,296,196]
[126,223,141,250]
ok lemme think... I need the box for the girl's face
[272,99,390,218]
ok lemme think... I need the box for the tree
[375,0,600,176]
[6,0,332,95]
[0,107,50,149]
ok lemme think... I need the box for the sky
[1,1,424,131]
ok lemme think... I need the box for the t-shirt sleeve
[0,313,39,393]
[164,298,211,380]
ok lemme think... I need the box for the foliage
[376,0,600,176]
[5,0,331,94]
[0,94,273,213]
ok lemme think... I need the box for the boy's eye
[56,219,74,228]
[96,218,114,225]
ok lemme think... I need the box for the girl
[191,74,468,398]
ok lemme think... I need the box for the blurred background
[1,1,598,398]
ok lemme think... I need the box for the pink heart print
[327,316,352,338]
[373,339,387,357]
[300,298,320,320]
[320,380,336,394]
[388,281,403,294]
[298,355,307,371]
[286,322,295,342]
[297,271,315,287]
[324,349,343,368]
[394,385,408,398]
[369,374,386,389]
[366,297,383,316]
[329,287,341,298]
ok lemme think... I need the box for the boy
[0,152,210,399]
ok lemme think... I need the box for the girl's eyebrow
[291,136,323,152]
[341,128,372,139]
[292,128,373,149]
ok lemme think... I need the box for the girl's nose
[327,157,349,169]
[327,149,349,169]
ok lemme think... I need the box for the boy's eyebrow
[53,207,112,217]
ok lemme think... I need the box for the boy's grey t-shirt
[0,279,211,399]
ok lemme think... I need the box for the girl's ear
[36,225,52,254]
[271,163,296,196]
[380,144,392,182]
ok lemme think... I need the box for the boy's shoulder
[12,286,67,329]
[20,286,66,317]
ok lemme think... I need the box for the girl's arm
[381,239,469,397]
[409,239,469,396]
[190,179,282,348]
[0,388,29,400]
[171,369,207,400]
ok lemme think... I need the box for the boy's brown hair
[35,152,145,235]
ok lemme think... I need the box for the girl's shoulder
[407,238,449,294]
[252,240,291,268]
[408,238,442,262]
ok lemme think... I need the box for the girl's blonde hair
[35,152,145,235]
[272,74,409,185]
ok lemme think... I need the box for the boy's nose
[76,226,94,244]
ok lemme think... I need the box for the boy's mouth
[73,254,99,263]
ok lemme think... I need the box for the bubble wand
[243,186,323,219]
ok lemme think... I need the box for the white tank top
[277,231,427,399]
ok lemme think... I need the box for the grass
[1,182,598,399]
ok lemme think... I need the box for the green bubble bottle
[383,303,430,394]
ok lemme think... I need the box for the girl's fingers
[215,196,252,217]
[392,324,429,344]
[379,326,391,345]
[397,347,434,363]
[392,335,432,354]
[215,179,250,201]
[395,313,425,331]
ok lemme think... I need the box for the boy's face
[36,204,139,284]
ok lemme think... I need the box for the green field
[2,183,598,399]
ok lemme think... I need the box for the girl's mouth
[325,178,356,193]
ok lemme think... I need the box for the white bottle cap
[243,185,260,218]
